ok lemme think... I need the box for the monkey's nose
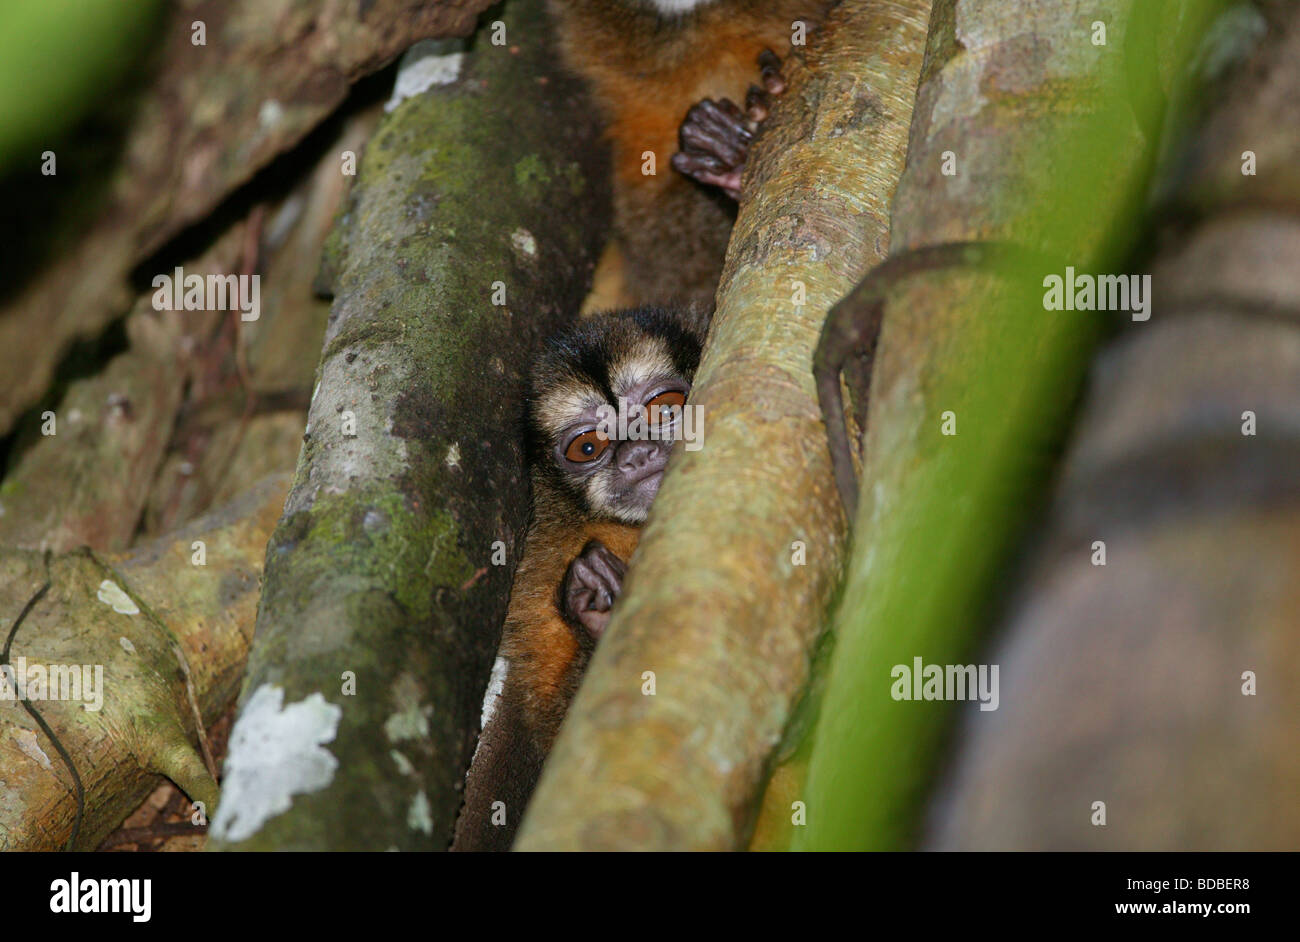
[617,441,661,477]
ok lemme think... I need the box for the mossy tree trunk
[208,0,610,851]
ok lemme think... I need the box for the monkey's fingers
[758,48,787,95]
[674,98,753,199]
[581,542,627,605]
[744,84,772,123]
[566,580,598,614]
[673,44,790,201]
[577,608,611,638]
[562,561,608,638]
[564,576,610,638]
[562,541,630,639]
[679,99,751,164]
[566,560,612,611]
[671,153,743,200]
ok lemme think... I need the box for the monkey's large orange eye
[564,430,610,463]
[646,390,686,427]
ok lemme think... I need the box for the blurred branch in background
[927,0,1300,850]
[0,0,493,433]
[0,0,163,178]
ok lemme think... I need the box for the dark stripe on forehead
[573,333,615,403]
[532,305,706,407]
[538,328,611,402]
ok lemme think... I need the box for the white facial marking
[539,386,605,435]
[646,0,714,15]
[586,469,650,524]
[609,345,676,399]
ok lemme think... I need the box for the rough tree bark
[0,0,494,434]
[139,104,381,538]
[2,18,413,849]
[0,474,288,851]
[207,0,610,850]
[515,0,934,852]
[0,229,242,552]
[927,1,1300,850]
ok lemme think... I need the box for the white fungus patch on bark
[385,50,465,112]
[407,790,433,834]
[481,656,508,731]
[96,580,138,615]
[469,656,510,765]
[258,98,284,129]
[383,703,430,742]
[209,685,342,843]
[511,228,538,257]
[13,728,53,771]
[390,749,415,776]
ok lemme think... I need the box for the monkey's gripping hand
[561,540,628,639]
[671,48,787,200]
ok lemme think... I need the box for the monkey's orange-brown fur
[549,0,827,308]
[500,499,640,754]
[454,4,822,849]
[498,304,707,755]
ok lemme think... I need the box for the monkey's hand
[671,48,787,200]
[561,540,627,639]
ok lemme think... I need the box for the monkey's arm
[813,241,1057,519]
[552,0,824,307]
[453,513,639,850]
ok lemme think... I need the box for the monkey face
[552,374,689,523]
[530,307,704,524]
